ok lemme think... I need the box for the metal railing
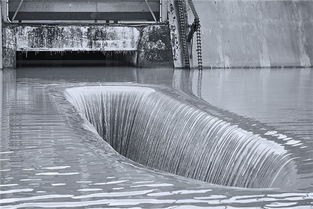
[186,0,202,70]
[3,0,162,23]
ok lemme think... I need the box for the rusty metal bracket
[187,18,200,43]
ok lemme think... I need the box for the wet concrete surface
[1,67,313,208]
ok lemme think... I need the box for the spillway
[65,85,297,189]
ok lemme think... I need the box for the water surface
[1,67,313,208]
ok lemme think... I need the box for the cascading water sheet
[65,85,297,189]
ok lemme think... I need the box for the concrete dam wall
[192,0,313,68]
[2,0,312,68]
[2,24,173,68]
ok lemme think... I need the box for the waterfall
[65,85,296,188]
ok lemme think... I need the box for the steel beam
[144,0,157,22]
[11,0,23,21]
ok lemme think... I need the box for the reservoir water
[1,66,313,208]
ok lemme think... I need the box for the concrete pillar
[1,0,8,22]
[137,25,173,67]
[0,1,3,69]
[168,0,183,68]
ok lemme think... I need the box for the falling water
[65,85,297,188]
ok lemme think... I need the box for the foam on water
[65,85,297,189]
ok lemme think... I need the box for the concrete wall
[137,25,173,67]
[168,0,184,68]
[2,24,140,67]
[11,25,140,51]
[191,0,313,68]
[0,2,2,69]
[2,23,173,68]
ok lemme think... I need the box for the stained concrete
[2,23,173,68]
[0,2,2,69]
[191,0,313,68]
[138,25,173,67]
[168,0,184,68]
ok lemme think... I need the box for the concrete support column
[137,25,173,67]
[2,25,17,69]
[1,0,8,22]
[0,1,3,69]
[168,0,184,68]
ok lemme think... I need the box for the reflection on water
[1,67,313,208]
[0,69,16,142]
[195,69,313,142]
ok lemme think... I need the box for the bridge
[1,0,202,69]
[5,0,166,22]
[2,0,313,70]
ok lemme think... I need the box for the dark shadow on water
[16,51,137,67]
